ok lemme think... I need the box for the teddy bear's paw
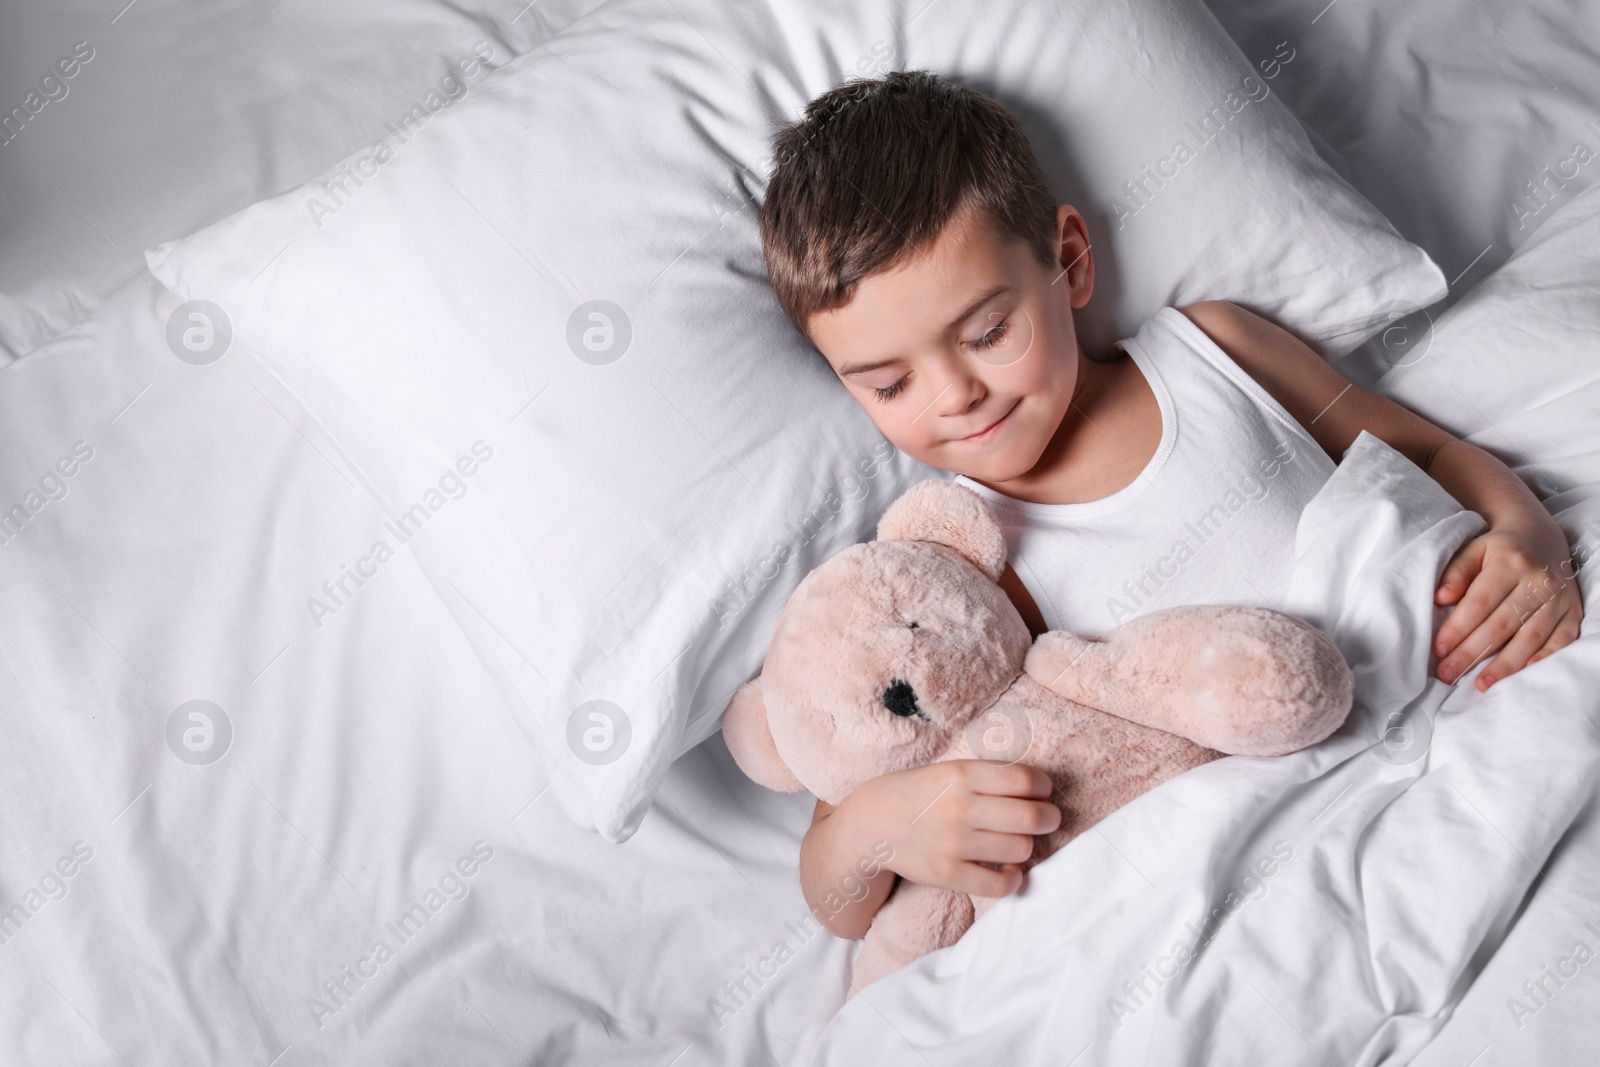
[1185,622,1352,755]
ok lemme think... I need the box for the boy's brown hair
[760,69,1059,341]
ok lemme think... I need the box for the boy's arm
[1179,300,1583,691]
[800,798,897,939]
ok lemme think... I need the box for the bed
[1,0,1596,1064]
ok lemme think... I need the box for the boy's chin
[941,446,1035,484]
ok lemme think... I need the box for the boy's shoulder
[1174,300,1254,346]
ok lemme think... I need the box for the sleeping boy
[756,70,1584,944]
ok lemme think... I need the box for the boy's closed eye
[870,316,1015,403]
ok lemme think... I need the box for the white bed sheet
[2,0,1598,1062]
[1412,785,1600,1064]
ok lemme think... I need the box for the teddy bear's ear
[875,479,1007,582]
[721,677,805,793]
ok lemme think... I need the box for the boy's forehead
[814,212,1017,344]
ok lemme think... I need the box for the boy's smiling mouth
[957,399,1020,444]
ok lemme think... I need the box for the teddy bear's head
[722,479,1032,805]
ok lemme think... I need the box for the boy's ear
[721,677,804,792]
[876,479,1006,581]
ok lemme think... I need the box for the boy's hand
[1434,518,1584,691]
[840,760,1061,899]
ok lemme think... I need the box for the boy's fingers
[958,861,1021,898]
[1435,566,1517,658]
[1438,590,1524,683]
[966,760,1053,799]
[1527,611,1583,667]
[1478,596,1564,690]
[1435,541,1485,606]
[965,829,1037,866]
[969,794,1061,836]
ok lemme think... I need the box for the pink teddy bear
[722,479,1353,991]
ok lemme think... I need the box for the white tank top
[954,306,1337,636]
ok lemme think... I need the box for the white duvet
[811,432,1600,1065]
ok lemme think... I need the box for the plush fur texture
[722,479,1354,992]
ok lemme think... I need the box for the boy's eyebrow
[836,284,1012,376]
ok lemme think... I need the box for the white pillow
[1375,181,1600,503]
[0,0,605,363]
[144,0,1446,842]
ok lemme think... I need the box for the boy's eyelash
[869,321,1008,403]
[971,320,1009,349]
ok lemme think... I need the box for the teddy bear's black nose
[906,621,919,630]
[883,677,925,720]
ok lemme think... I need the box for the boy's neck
[972,350,1150,505]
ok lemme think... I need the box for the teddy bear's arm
[1023,605,1353,756]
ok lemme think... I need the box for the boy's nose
[931,372,987,420]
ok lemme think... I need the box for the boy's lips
[957,400,1019,444]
